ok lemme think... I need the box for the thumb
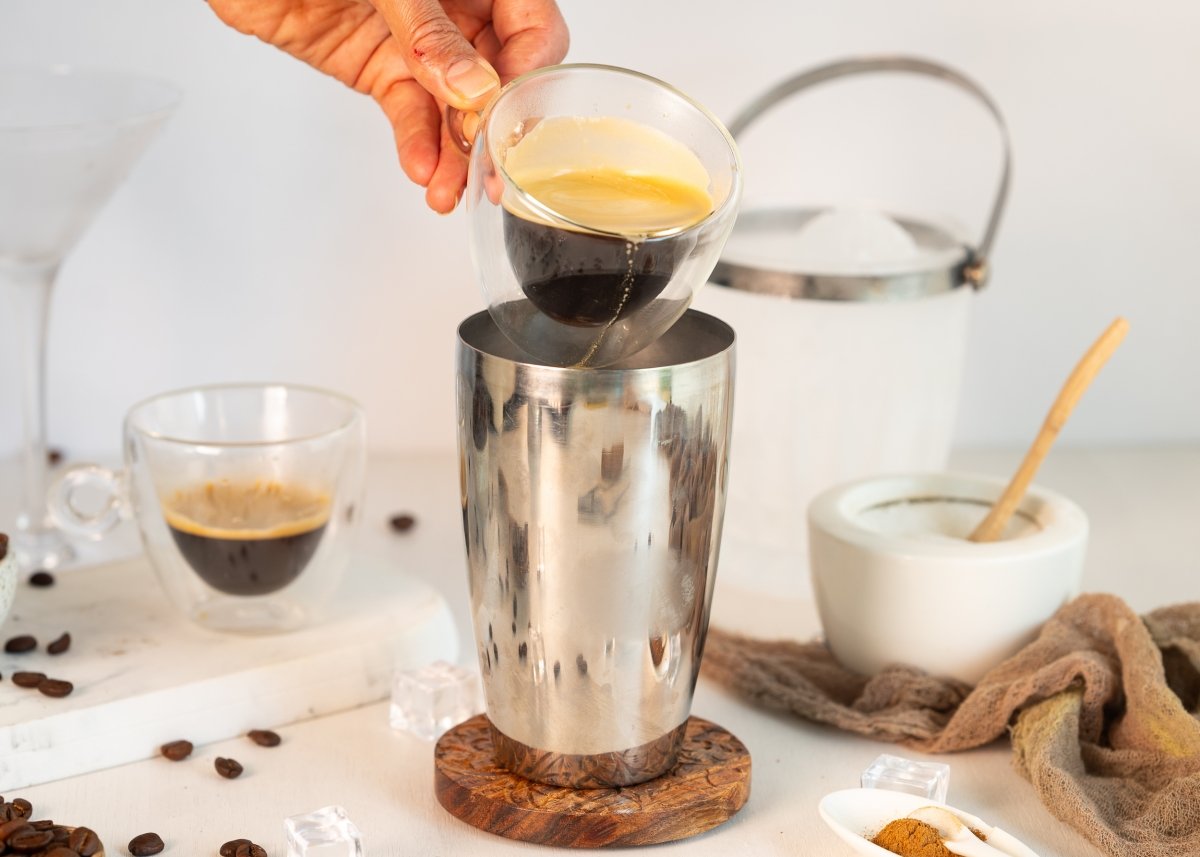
[375,0,502,111]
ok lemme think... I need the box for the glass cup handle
[47,464,128,539]
[445,105,482,155]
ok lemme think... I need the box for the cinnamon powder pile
[870,818,952,856]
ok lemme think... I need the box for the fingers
[378,79,442,186]
[373,0,501,111]
[368,0,570,213]
[490,0,569,81]
[379,78,468,213]
[425,120,471,213]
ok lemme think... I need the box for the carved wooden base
[434,714,751,848]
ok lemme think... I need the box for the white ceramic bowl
[0,536,16,631]
[808,472,1088,685]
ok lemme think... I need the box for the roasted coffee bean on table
[9,825,54,850]
[10,798,32,818]
[12,671,47,688]
[246,729,281,747]
[159,739,193,761]
[0,816,33,840]
[68,826,103,855]
[42,847,81,857]
[128,831,165,855]
[29,570,55,587]
[37,678,74,698]
[214,757,244,779]
[4,634,37,654]
[47,632,71,655]
[221,839,267,857]
[389,512,416,532]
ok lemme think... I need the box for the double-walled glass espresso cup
[50,384,366,634]
[465,63,742,368]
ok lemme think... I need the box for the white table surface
[13,447,1200,856]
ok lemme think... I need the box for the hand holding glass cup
[462,63,742,368]
[48,384,366,634]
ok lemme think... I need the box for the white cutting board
[0,553,457,789]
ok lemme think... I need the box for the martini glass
[0,66,179,570]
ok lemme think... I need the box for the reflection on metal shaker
[457,309,735,787]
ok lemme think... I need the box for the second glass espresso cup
[50,384,366,634]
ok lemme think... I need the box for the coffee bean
[214,757,244,779]
[234,843,266,857]
[246,729,280,747]
[4,635,37,654]
[219,839,251,857]
[12,672,46,688]
[0,532,8,561]
[68,826,102,855]
[37,679,74,698]
[0,818,33,842]
[30,818,55,830]
[389,512,416,532]
[8,826,54,850]
[159,739,193,761]
[39,840,79,854]
[41,846,79,857]
[47,633,71,655]
[10,798,31,819]
[28,571,55,588]
[47,448,64,466]
[128,831,165,855]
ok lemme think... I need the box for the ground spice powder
[870,818,953,856]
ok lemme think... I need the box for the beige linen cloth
[702,594,1200,857]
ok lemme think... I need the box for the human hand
[207,0,569,212]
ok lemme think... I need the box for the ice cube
[389,660,482,741]
[789,208,920,274]
[285,805,363,857]
[861,753,950,803]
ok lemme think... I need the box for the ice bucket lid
[711,56,1011,302]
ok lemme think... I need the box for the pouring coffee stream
[969,317,1129,543]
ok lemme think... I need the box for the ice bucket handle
[726,55,1010,290]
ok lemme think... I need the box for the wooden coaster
[434,714,751,848]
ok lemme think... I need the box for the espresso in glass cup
[499,116,717,327]
[49,384,366,634]
[464,64,743,368]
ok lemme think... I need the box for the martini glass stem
[2,260,73,569]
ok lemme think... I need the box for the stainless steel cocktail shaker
[457,309,735,787]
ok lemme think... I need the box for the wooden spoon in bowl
[969,317,1129,543]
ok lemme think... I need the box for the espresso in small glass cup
[50,384,366,634]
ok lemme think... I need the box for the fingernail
[446,58,500,103]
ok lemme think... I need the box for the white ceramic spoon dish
[818,788,1040,857]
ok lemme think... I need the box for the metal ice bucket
[457,309,735,787]
[697,56,1011,597]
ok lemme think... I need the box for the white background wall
[1,0,1198,459]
